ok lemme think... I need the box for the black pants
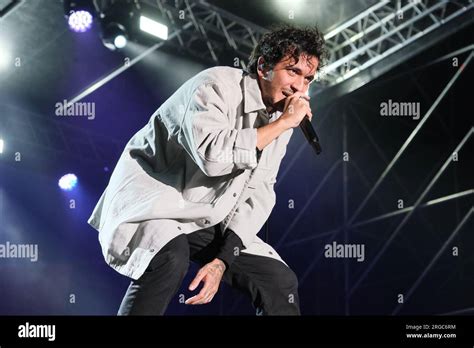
[117,227,300,315]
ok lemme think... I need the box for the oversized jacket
[88,66,294,280]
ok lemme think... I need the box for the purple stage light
[68,10,93,33]
[58,174,78,191]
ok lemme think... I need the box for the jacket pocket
[247,166,272,189]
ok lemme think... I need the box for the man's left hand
[185,258,226,305]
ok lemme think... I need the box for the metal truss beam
[346,50,473,229]
[149,0,473,88]
[69,0,473,106]
[320,0,473,84]
[142,0,267,65]
[392,207,473,315]
[314,0,474,107]
[353,189,474,228]
[0,0,22,19]
[274,44,468,247]
[349,127,473,297]
[265,49,473,253]
[285,189,473,247]
[273,48,472,299]
[440,307,474,315]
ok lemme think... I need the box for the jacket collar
[243,72,267,114]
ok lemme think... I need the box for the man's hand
[256,91,312,151]
[279,91,313,129]
[185,258,226,305]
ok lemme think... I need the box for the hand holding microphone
[280,91,322,155]
[280,91,312,127]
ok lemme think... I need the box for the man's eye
[288,69,296,75]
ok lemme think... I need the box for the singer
[88,25,327,315]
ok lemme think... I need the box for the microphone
[300,117,322,155]
[280,90,322,155]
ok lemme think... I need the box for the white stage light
[139,16,168,40]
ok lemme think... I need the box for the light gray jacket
[88,66,294,279]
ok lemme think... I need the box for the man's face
[257,53,319,112]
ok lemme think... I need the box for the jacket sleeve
[177,81,259,177]
[224,129,293,248]
[215,228,244,270]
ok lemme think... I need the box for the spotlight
[114,34,127,49]
[58,174,78,191]
[0,139,4,154]
[64,0,96,33]
[68,10,93,33]
[98,1,139,51]
[0,46,11,70]
[101,22,128,50]
[139,15,168,40]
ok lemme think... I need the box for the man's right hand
[256,91,313,151]
[279,91,313,129]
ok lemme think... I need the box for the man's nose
[291,76,305,92]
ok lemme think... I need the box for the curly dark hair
[247,24,328,74]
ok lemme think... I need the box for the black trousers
[117,227,300,315]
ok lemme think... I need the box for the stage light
[58,174,78,191]
[139,15,168,40]
[68,10,93,33]
[64,0,96,33]
[114,34,127,49]
[0,52,10,69]
[101,22,128,50]
[0,139,4,154]
[0,39,11,69]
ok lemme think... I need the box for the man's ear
[257,56,266,76]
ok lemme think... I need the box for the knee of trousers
[269,264,299,295]
[147,234,190,276]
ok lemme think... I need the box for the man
[88,25,326,315]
